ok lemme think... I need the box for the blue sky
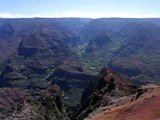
[0,0,160,18]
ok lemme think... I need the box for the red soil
[89,86,160,120]
[0,88,30,108]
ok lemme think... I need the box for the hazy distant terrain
[0,18,160,88]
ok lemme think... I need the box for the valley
[0,18,160,120]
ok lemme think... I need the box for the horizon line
[0,17,160,19]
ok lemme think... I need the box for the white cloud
[0,13,44,18]
[54,11,160,18]
[0,11,160,18]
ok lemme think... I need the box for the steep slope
[0,88,30,119]
[1,18,160,85]
[0,30,97,111]
[0,21,21,63]
[72,67,160,120]
[87,85,160,120]
[0,85,68,120]
[0,32,96,90]
[72,67,138,120]
[108,22,160,84]
[0,18,91,64]
[82,18,160,84]
[0,18,96,110]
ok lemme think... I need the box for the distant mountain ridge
[0,18,160,87]
[81,18,160,84]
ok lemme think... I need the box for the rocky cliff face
[87,84,160,120]
[72,67,138,120]
[70,67,160,120]
[1,67,160,120]
[0,84,68,120]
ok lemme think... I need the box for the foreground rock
[71,67,160,120]
[72,67,138,120]
[0,85,69,120]
[87,84,160,120]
